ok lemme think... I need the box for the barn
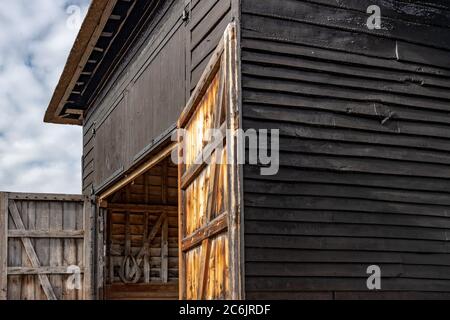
[1,0,450,300]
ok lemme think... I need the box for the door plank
[181,213,228,251]
[197,239,211,299]
[224,22,242,300]
[143,212,150,283]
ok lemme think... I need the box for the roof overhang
[45,0,119,125]
[45,0,165,125]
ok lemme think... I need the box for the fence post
[0,193,8,300]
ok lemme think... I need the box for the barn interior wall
[240,0,450,299]
[81,0,185,195]
[104,157,179,300]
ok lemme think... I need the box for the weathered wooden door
[0,192,92,300]
[177,23,242,300]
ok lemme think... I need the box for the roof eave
[44,0,116,125]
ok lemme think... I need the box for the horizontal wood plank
[8,230,84,238]
[7,193,85,202]
[7,267,86,275]
[107,204,178,212]
[181,213,228,252]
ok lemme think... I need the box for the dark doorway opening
[103,156,179,300]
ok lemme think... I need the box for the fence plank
[83,199,93,300]
[20,201,35,300]
[7,193,85,202]
[0,193,8,300]
[8,267,85,275]
[35,201,50,299]
[63,202,77,300]
[8,201,22,299]
[8,230,84,238]
[8,200,57,300]
[50,202,63,299]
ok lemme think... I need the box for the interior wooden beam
[98,143,176,202]
[107,204,177,212]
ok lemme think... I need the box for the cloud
[0,0,91,194]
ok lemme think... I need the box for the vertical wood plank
[63,202,76,300]
[83,198,92,300]
[161,216,169,283]
[178,132,186,299]
[26,201,36,300]
[19,201,28,301]
[107,208,114,286]
[143,212,150,283]
[20,201,36,300]
[197,239,211,299]
[8,201,22,300]
[230,4,245,300]
[75,202,83,300]
[224,22,242,300]
[185,0,192,103]
[97,207,105,299]
[0,193,8,300]
[75,202,84,300]
[50,202,63,299]
[35,201,49,299]
[182,0,192,299]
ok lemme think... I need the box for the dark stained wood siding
[188,0,233,93]
[82,0,236,195]
[82,0,186,194]
[240,0,450,299]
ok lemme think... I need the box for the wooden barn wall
[240,0,450,299]
[82,0,237,196]
[82,0,186,195]
[188,0,233,94]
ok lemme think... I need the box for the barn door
[177,23,242,300]
[0,192,92,300]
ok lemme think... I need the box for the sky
[0,0,91,194]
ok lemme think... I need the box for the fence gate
[0,192,92,300]
[177,22,242,300]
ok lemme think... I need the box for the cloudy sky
[0,0,91,194]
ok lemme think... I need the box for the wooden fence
[0,192,92,300]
